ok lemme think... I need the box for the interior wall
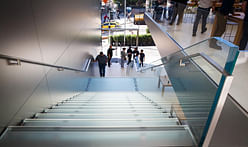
[0,0,101,133]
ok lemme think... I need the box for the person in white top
[192,0,215,36]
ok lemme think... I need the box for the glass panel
[140,37,239,145]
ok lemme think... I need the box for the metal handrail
[139,63,164,72]
[139,52,230,76]
[0,53,93,72]
[180,52,230,76]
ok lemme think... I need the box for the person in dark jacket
[210,0,235,49]
[95,52,108,77]
[169,0,188,25]
[153,0,164,21]
[139,49,145,67]
[127,46,133,65]
[107,45,116,67]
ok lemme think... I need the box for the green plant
[110,34,155,46]
[146,28,150,34]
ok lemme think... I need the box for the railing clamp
[7,59,21,66]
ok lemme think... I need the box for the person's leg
[127,55,131,65]
[140,59,144,67]
[192,8,202,36]
[177,3,186,25]
[108,56,112,67]
[209,12,226,49]
[239,21,248,50]
[169,4,178,25]
[201,8,210,33]
[107,57,110,67]
[135,56,139,67]
[121,58,124,67]
[164,7,167,19]
[99,65,102,77]
[215,12,227,37]
[102,65,106,77]
[168,6,173,20]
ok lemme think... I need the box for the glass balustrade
[140,37,239,145]
[0,35,239,147]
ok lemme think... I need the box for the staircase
[0,78,196,147]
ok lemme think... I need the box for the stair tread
[0,126,195,147]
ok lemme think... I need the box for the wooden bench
[158,75,172,96]
[170,104,187,124]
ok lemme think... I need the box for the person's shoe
[169,22,173,25]
[192,33,196,37]
[201,28,207,34]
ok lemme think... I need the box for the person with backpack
[95,52,108,77]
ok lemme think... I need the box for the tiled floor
[157,14,247,50]
[157,18,213,48]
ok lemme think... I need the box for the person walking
[169,0,188,25]
[95,52,108,77]
[154,0,164,21]
[139,49,145,67]
[127,46,133,65]
[240,0,248,50]
[133,47,140,67]
[192,0,214,36]
[167,0,174,20]
[107,45,116,67]
[120,48,127,68]
[210,0,235,49]
[163,0,168,20]
[104,14,109,23]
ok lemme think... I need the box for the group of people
[94,45,145,77]
[121,46,145,68]
[153,0,248,50]
[153,0,211,27]
[153,0,188,25]
[94,45,116,77]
